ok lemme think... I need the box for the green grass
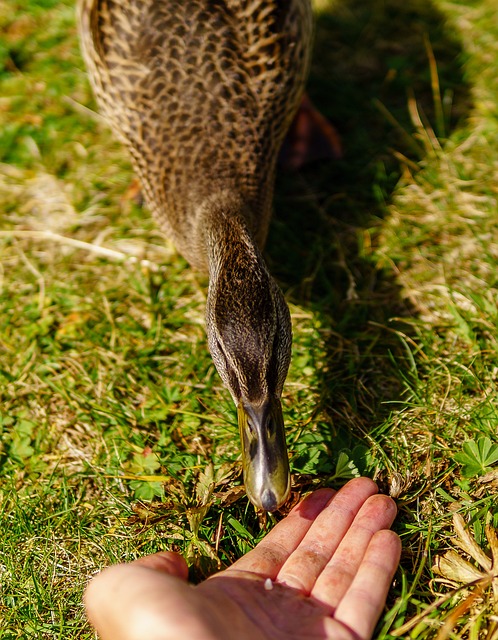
[1,0,498,637]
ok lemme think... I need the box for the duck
[77,0,313,512]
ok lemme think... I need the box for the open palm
[86,478,400,640]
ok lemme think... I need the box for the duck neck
[198,190,262,279]
[200,189,280,407]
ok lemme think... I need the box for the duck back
[78,0,312,269]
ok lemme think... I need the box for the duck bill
[237,397,290,512]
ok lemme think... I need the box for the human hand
[85,477,400,640]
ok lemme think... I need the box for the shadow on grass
[267,0,472,481]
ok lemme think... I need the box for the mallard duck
[77,0,313,511]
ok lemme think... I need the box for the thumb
[133,550,189,579]
[84,552,190,640]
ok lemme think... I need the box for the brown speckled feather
[78,0,312,270]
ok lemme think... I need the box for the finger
[134,551,189,580]
[275,477,378,593]
[311,494,397,607]
[332,529,401,640]
[228,487,336,578]
[85,562,197,640]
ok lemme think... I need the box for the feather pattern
[78,0,312,269]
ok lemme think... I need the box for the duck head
[204,209,292,511]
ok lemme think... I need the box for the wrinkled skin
[85,478,401,640]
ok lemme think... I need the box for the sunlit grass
[1,0,498,638]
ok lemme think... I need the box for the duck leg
[279,94,342,170]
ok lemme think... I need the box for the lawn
[1,0,497,638]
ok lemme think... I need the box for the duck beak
[237,396,290,512]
